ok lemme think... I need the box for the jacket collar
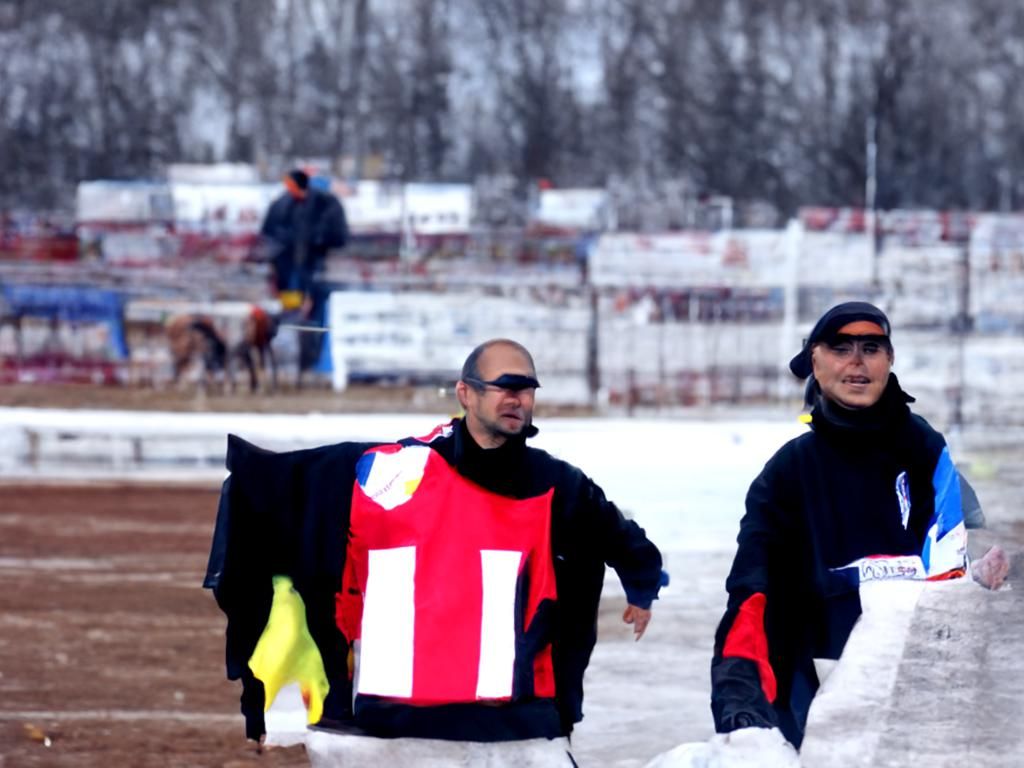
[451,417,536,496]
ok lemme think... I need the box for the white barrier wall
[878,244,962,327]
[798,231,874,285]
[535,188,609,231]
[327,290,590,403]
[969,214,1024,331]
[590,230,793,288]
[82,211,1024,421]
[338,181,473,235]
[170,182,277,234]
[596,320,796,404]
[598,322,785,372]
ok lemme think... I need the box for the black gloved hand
[711,657,780,733]
[732,713,757,729]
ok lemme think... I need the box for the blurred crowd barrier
[3,206,1024,434]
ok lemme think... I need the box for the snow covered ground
[0,407,1020,766]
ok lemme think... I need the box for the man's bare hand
[971,545,1010,590]
[622,604,652,641]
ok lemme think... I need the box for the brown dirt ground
[2,484,1020,768]
[0,484,309,768]
[1,385,1021,767]
[0,381,594,418]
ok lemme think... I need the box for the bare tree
[464,0,581,182]
[176,0,276,162]
[3,0,1024,217]
[362,0,453,180]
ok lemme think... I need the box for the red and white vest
[337,444,557,705]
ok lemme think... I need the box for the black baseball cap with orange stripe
[789,301,891,379]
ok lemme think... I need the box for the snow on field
[0,407,804,561]
[1,408,1020,767]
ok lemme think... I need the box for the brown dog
[236,304,278,392]
[165,313,232,392]
[165,305,278,393]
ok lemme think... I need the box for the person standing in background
[259,168,349,382]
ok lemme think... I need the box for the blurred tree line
[2,0,1023,219]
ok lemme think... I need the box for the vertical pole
[865,114,880,294]
[582,240,600,410]
[780,218,801,403]
[951,233,970,435]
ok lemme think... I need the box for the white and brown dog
[165,305,278,393]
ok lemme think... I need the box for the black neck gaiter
[810,373,913,437]
[454,418,533,498]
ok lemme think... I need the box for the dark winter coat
[260,188,349,296]
[709,375,966,748]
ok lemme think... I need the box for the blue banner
[1,283,128,359]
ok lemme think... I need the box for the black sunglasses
[464,373,541,392]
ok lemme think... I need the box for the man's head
[456,339,540,449]
[790,301,893,410]
[284,169,309,199]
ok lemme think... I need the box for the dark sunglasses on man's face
[464,373,541,392]
[823,334,891,358]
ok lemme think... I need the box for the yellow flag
[248,575,330,724]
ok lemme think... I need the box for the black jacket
[710,375,965,747]
[205,418,664,741]
[260,188,348,295]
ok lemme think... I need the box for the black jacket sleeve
[710,447,838,750]
[204,434,378,739]
[579,473,665,609]
[315,193,349,251]
[710,458,789,735]
[534,461,664,734]
[259,196,294,250]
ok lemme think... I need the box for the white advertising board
[590,230,792,288]
[969,214,1024,328]
[170,182,278,235]
[76,181,174,224]
[327,290,589,402]
[534,189,608,231]
[338,181,473,235]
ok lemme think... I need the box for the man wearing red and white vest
[206,339,666,761]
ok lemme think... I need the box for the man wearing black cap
[787,300,894,407]
[207,337,665,761]
[259,168,349,381]
[708,301,1008,751]
[260,169,349,312]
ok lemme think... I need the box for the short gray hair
[460,338,536,382]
